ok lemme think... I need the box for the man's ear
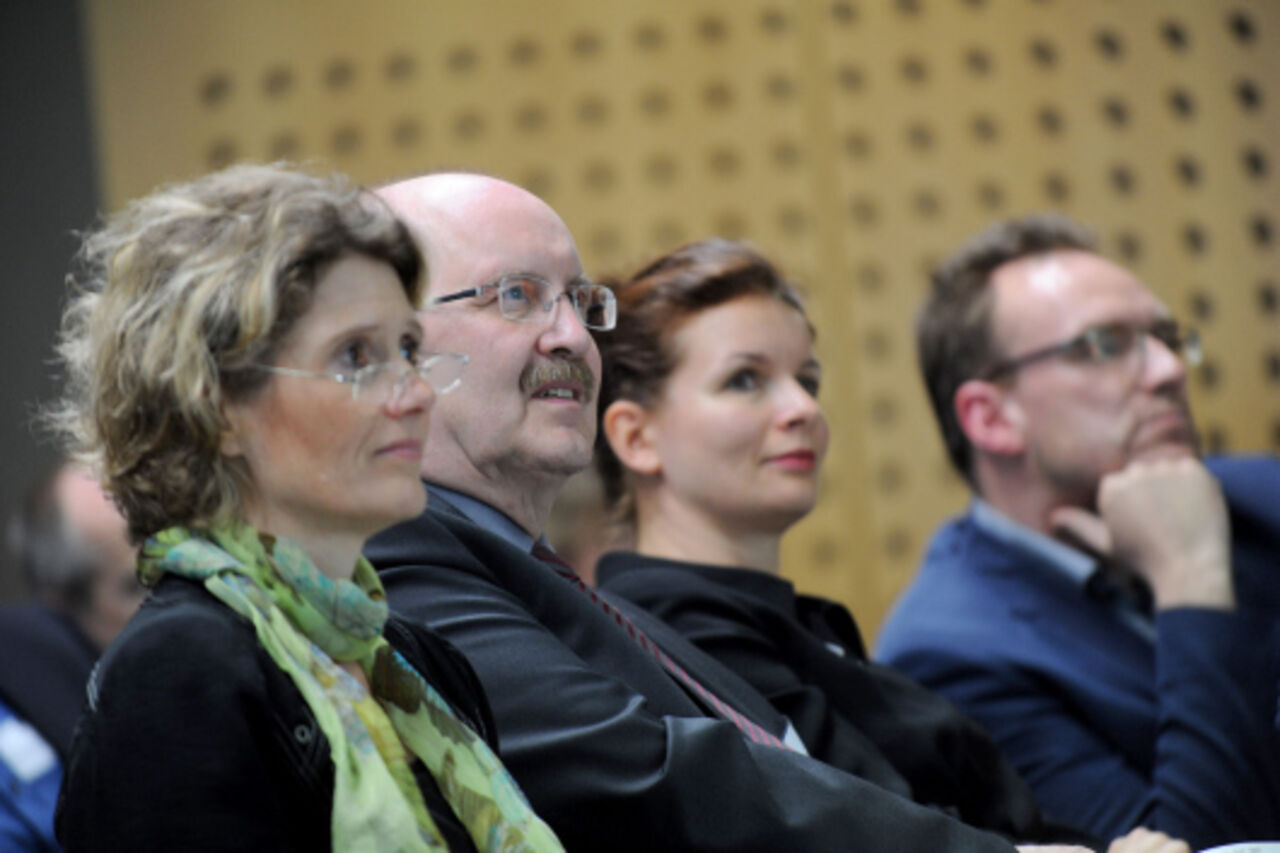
[601,400,662,477]
[954,379,1026,457]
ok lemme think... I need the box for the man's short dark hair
[917,213,1098,485]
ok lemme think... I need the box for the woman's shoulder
[597,550,776,609]
[59,579,334,851]
[596,549,714,588]
[93,575,266,699]
[110,575,252,650]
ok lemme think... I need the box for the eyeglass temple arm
[979,339,1073,381]
[431,288,482,306]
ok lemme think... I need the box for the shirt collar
[427,482,540,553]
[970,498,1156,643]
[598,550,798,609]
[970,497,1098,589]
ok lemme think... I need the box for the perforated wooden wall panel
[85,0,1280,641]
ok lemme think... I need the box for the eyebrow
[313,317,419,351]
[1055,313,1175,341]
[484,270,590,283]
[725,352,822,371]
[725,352,770,364]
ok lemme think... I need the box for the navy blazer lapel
[962,520,1155,699]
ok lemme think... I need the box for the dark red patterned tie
[531,543,789,750]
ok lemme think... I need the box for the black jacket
[56,575,494,851]
[365,489,1024,853]
[597,551,1093,844]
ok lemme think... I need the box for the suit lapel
[964,523,1155,704]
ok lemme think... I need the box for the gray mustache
[520,359,596,403]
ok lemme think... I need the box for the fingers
[1049,505,1113,559]
[1093,458,1233,608]
[1105,826,1191,853]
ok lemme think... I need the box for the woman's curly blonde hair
[44,162,423,543]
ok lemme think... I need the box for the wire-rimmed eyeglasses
[432,273,617,331]
[980,319,1201,381]
[255,351,468,404]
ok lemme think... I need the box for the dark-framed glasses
[432,273,618,331]
[980,319,1201,381]
[256,351,468,403]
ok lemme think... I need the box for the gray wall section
[1,1,100,600]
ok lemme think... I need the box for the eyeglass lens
[1103,323,1202,388]
[358,354,467,402]
[1086,321,1196,362]
[571,288,615,329]
[497,277,614,329]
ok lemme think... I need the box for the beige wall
[85,0,1280,640]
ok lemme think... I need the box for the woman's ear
[954,379,1026,458]
[602,400,662,477]
[218,400,247,459]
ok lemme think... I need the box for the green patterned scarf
[139,523,563,853]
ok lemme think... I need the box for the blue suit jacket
[877,455,1280,849]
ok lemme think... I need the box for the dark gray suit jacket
[367,487,1018,853]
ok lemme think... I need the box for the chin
[370,487,429,532]
[754,496,818,534]
[531,440,594,477]
[1131,444,1197,465]
[1130,429,1199,464]
[781,481,821,514]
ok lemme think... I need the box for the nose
[777,378,822,428]
[386,364,437,415]
[537,292,594,358]
[1139,331,1187,393]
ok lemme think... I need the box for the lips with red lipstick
[765,449,818,471]
[521,358,596,403]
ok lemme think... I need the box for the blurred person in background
[46,162,562,851]
[877,212,1280,848]
[1,460,140,851]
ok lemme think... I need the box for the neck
[434,474,560,538]
[974,456,1077,538]
[633,489,784,573]
[240,508,364,582]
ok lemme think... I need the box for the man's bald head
[377,173,574,295]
